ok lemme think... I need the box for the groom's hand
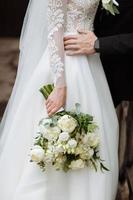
[64,30,97,56]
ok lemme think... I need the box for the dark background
[0,0,29,37]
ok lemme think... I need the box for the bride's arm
[46,0,67,116]
[48,0,66,87]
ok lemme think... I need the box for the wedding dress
[0,0,119,200]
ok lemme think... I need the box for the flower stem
[39,84,54,100]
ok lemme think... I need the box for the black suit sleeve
[99,33,133,55]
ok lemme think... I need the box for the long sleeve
[99,33,133,55]
[48,0,66,88]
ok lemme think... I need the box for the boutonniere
[102,0,119,15]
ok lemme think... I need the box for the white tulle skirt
[0,48,119,200]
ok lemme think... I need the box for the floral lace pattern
[48,0,100,86]
[65,0,100,33]
[48,0,66,87]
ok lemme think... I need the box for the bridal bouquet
[102,0,119,15]
[30,84,109,172]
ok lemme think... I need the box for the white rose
[75,132,81,140]
[55,145,64,153]
[68,139,77,148]
[88,133,100,148]
[58,132,70,142]
[30,146,44,162]
[58,115,77,133]
[69,159,85,170]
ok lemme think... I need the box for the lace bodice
[48,0,100,87]
[65,0,99,33]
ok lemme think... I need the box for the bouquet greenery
[30,84,109,172]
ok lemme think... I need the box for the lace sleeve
[48,0,66,88]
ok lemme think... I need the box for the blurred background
[0,1,133,199]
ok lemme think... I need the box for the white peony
[75,144,84,155]
[68,139,77,148]
[58,132,70,142]
[78,145,94,160]
[69,159,85,170]
[43,126,61,141]
[45,153,54,164]
[102,0,111,4]
[88,132,100,148]
[88,148,94,157]
[30,146,44,163]
[112,0,119,6]
[82,134,89,144]
[54,156,66,170]
[57,115,77,133]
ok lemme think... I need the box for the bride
[0,0,119,199]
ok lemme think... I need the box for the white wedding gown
[0,0,119,200]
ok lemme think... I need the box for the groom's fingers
[64,39,77,45]
[78,29,88,34]
[65,45,79,50]
[64,35,78,41]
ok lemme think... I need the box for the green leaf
[100,162,110,172]
[90,159,98,172]
[113,5,120,14]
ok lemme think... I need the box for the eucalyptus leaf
[75,103,81,114]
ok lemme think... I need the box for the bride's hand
[45,87,67,116]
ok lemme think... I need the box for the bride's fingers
[46,101,52,109]
[47,102,62,116]
[45,98,50,106]
[48,107,58,116]
[47,103,55,113]
[45,97,54,106]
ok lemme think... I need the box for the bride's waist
[64,29,93,36]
